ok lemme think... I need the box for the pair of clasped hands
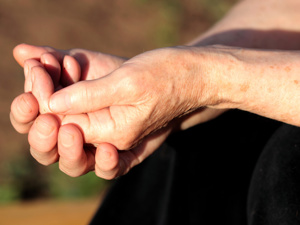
[10,44,218,179]
[10,44,223,179]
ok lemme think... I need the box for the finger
[96,127,172,179]
[28,114,59,166]
[10,93,39,134]
[58,124,95,177]
[40,53,61,88]
[23,59,42,92]
[31,66,55,113]
[49,70,129,114]
[95,147,142,179]
[29,52,81,90]
[95,143,120,180]
[61,55,81,87]
[13,43,65,67]
[60,109,118,147]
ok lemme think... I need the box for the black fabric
[248,124,300,225]
[90,143,180,225]
[90,110,284,225]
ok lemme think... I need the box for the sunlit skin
[10,0,300,179]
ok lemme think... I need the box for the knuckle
[117,69,142,98]
[79,82,93,111]
[126,76,143,96]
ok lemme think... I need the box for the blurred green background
[0,0,236,223]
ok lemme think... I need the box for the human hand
[10,45,219,179]
[48,46,215,162]
[10,44,176,179]
[10,44,129,177]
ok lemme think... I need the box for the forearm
[188,0,300,49]
[199,46,300,126]
[179,0,300,130]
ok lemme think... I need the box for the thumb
[49,71,126,114]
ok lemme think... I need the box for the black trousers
[90,110,300,225]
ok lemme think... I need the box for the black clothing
[248,124,300,225]
[90,110,300,224]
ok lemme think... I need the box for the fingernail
[18,96,32,114]
[60,129,74,148]
[36,117,54,136]
[49,92,71,113]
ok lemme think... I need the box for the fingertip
[95,143,120,179]
[28,113,59,153]
[49,91,71,114]
[33,114,59,137]
[10,93,39,134]
[58,124,83,151]
[13,43,27,66]
[11,93,39,123]
[13,44,40,67]
[61,55,81,86]
[41,53,61,87]
[97,143,119,168]
[58,124,93,177]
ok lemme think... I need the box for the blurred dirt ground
[0,0,236,224]
[0,197,102,225]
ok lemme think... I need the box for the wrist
[185,45,238,110]
[199,46,300,127]
[189,45,253,111]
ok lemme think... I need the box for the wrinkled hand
[11,43,125,132]
[48,46,211,168]
[10,44,177,179]
[10,44,131,179]
[10,45,217,179]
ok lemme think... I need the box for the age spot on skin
[285,66,291,72]
[294,80,299,84]
[268,87,273,93]
[240,83,250,92]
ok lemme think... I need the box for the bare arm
[204,46,300,126]
[190,0,300,48]
[179,0,300,130]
